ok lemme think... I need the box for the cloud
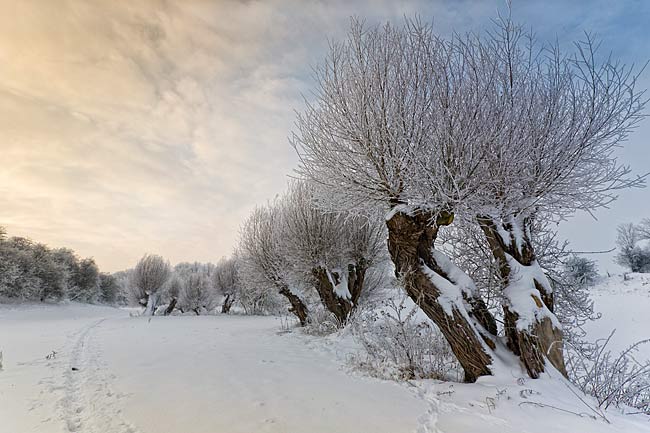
[0,0,647,271]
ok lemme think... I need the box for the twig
[518,401,597,420]
[564,382,611,424]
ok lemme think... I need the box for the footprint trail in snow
[59,318,138,433]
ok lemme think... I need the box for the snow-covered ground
[395,271,650,433]
[585,273,650,360]
[0,274,649,433]
[0,304,425,433]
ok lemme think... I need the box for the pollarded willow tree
[238,204,310,325]
[130,254,171,316]
[292,18,645,381]
[213,256,240,313]
[280,180,386,325]
[179,272,217,315]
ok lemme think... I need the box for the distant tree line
[118,255,242,316]
[0,226,118,303]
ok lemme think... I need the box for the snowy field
[584,273,650,360]
[1,275,649,433]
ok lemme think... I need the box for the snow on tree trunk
[221,293,234,314]
[278,286,309,326]
[144,292,157,316]
[478,214,567,378]
[386,210,497,383]
[164,297,177,316]
[312,261,366,325]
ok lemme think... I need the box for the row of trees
[0,226,119,303]
[120,255,242,316]
[2,14,644,389]
[237,181,387,326]
[119,181,388,325]
[289,17,645,382]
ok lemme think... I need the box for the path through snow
[0,304,425,433]
[1,297,649,433]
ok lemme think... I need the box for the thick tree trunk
[347,261,367,307]
[164,297,177,316]
[386,210,496,383]
[478,215,567,378]
[221,294,234,314]
[144,293,157,316]
[311,261,364,325]
[278,286,309,326]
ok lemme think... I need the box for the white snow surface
[421,264,465,317]
[0,303,424,433]
[503,254,560,331]
[1,273,649,433]
[328,268,352,300]
[585,273,650,360]
[430,249,477,298]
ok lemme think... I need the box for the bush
[564,256,599,287]
[302,306,341,336]
[566,331,650,415]
[178,273,217,315]
[615,223,650,273]
[349,295,461,381]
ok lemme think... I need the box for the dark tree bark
[221,294,235,314]
[164,297,177,316]
[278,286,309,326]
[478,215,567,378]
[386,209,497,383]
[311,261,367,326]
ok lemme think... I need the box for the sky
[0,0,648,273]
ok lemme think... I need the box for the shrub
[302,306,341,336]
[349,295,461,381]
[178,273,217,315]
[615,223,650,273]
[566,331,650,415]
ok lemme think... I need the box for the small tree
[615,223,650,272]
[179,272,216,315]
[163,274,183,315]
[214,257,240,313]
[564,256,599,287]
[130,254,171,315]
[0,235,25,298]
[98,273,119,304]
[31,243,67,301]
[279,180,386,325]
[238,204,310,325]
[70,258,100,302]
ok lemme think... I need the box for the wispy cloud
[0,0,647,271]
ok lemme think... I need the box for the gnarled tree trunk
[164,297,178,316]
[386,209,497,383]
[312,260,367,325]
[221,293,235,314]
[143,292,157,316]
[278,286,309,326]
[478,215,567,378]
